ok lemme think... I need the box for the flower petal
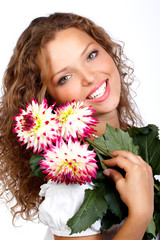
[13,99,59,152]
[54,100,99,140]
[40,138,98,185]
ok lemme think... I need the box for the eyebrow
[52,42,95,78]
[80,41,95,57]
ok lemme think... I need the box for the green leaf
[146,217,156,238]
[67,124,160,236]
[67,187,108,234]
[154,212,160,233]
[143,232,156,240]
[101,210,121,232]
[104,178,127,220]
[96,151,107,170]
[128,125,160,237]
[128,125,160,175]
[86,137,113,158]
[154,179,160,205]
[154,178,160,193]
[29,153,45,177]
[94,124,139,155]
[128,124,159,139]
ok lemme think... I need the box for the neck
[94,110,120,136]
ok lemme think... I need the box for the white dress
[39,180,122,239]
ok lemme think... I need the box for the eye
[87,50,98,61]
[58,75,71,85]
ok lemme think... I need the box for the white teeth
[88,82,107,99]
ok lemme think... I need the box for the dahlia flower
[55,100,99,140]
[40,138,98,185]
[13,99,59,153]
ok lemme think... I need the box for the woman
[0,12,154,240]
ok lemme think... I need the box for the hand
[103,150,154,222]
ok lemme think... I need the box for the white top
[39,178,160,240]
[39,180,122,239]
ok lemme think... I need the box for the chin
[94,102,120,115]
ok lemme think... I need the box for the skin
[45,28,154,240]
[46,28,121,135]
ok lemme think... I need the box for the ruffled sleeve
[39,180,101,237]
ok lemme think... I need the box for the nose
[80,67,96,86]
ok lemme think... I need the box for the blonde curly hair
[0,12,142,222]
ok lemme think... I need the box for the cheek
[110,69,121,103]
[115,78,121,103]
[116,74,121,94]
[48,85,82,105]
[112,64,121,90]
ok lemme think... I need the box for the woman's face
[45,27,121,117]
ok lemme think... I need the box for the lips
[86,79,110,103]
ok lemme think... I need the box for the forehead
[55,27,94,39]
[44,28,98,73]
[45,28,97,58]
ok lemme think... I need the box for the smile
[88,81,106,99]
[86,79,110,103]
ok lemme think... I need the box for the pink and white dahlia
[55,100,99,140]
[13,99,59,153]
[40,138,98,185]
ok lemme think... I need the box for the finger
[103,156,134,173]
[110,150,143,164]
[113,151,151,169]
[103,168,124,184]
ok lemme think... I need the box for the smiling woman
[0,12,156,240]
[45,27,121,132]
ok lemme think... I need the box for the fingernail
[103,169,110,176]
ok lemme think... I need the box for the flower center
[59,156,80,174]
[22,113,36,131]
[60,106,76,122]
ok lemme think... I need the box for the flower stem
[154,183,160,191]
[85,138,113,158]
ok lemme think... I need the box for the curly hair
[0,12,142,223]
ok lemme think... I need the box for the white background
[0,0,160,239]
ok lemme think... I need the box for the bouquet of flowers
[13,99,160,240]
